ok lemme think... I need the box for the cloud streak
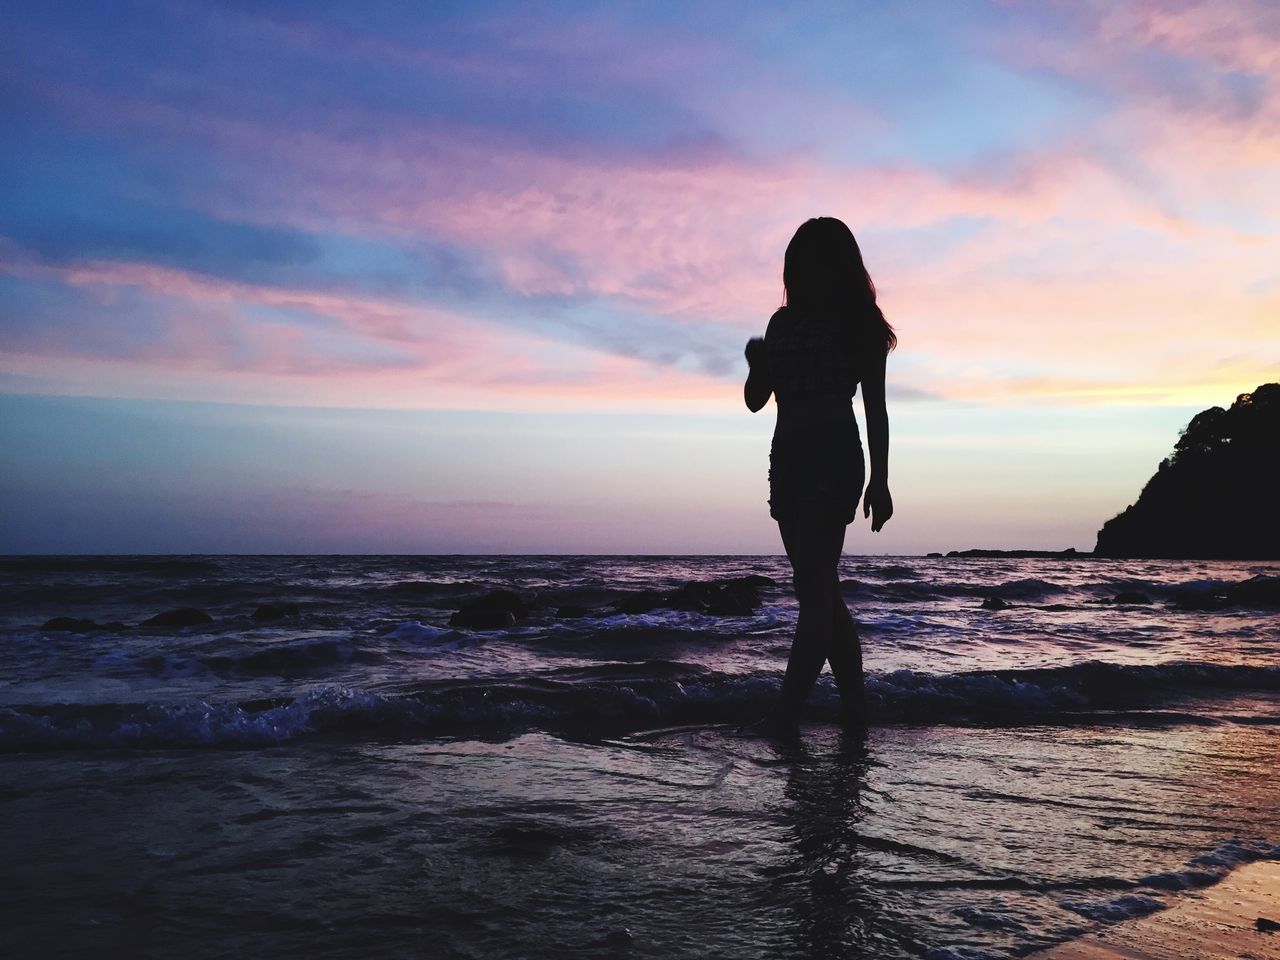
[3,0,1277,415]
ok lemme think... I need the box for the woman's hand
[743,337,772,412]
[863,480,893,532]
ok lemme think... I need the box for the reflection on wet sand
[766,730,926,958]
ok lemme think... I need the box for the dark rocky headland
[1095,383,1279,559]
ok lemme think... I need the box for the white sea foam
[383,620,457,645]
[925,946,1013,960]
[1058,892,1166,922]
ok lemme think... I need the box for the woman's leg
[827,581,867,724]
[772,502,848,725]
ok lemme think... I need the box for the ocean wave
[372,580,476,604]
[871,661,1280,718]
[89,636,386,679]
[204,636,379,675]
[842,577,1067,604]
[93,649,212,679]
[1140,838,1280,890]
[1058,892,1165,922]
[379,620,458,644]
[987,577,1065,599]
[858,564,922,581]
[925,947,1012,960]
[3,660,1278,751]
[1059,838,1280,924]
[839,573,1280,610]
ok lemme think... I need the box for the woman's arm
[860,347,893,531]
[744,337,773,412]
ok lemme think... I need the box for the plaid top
[765,307,860,403]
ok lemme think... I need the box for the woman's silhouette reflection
[761,731,922,958]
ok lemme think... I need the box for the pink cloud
[207,3,726,98]
[6,247,1272,412]
[189,125,1222,330]
[0,254,737,412]
[1099,1,1280,77]
[15,17,1280,415]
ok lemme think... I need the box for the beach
[1030,859,1280,960]
[2,554,1277,958]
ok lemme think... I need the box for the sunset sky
[2,1,1277,553]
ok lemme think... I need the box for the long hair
[783,217,897,353]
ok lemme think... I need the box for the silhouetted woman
[744,217,895,735]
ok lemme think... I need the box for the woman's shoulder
[765,306,791,339]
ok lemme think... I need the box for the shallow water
[1,555,1277,958]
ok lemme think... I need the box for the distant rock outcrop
[1095,384,1280,559]
[946,548,1081,558]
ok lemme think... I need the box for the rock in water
[140,608,214,628]
[704,584,757,615]
[41,617,102,633]
[1230,575,1280,608]
[611,575,774,616]
[450,590,528,629]
[452,608,516,629]
[613,590,670,615]
[1095,383,1280,559]
[251,602,301,621]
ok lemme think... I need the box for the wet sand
[1031,859,1280,960]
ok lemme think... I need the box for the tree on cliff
[1095,383,1279,559]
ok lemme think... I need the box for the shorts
[767,416,866,525]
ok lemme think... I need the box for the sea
[2,554,1278,959]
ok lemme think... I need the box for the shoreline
[1029,859,1280,960]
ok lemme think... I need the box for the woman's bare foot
[838,694,869,731]
[737,710,800,739]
